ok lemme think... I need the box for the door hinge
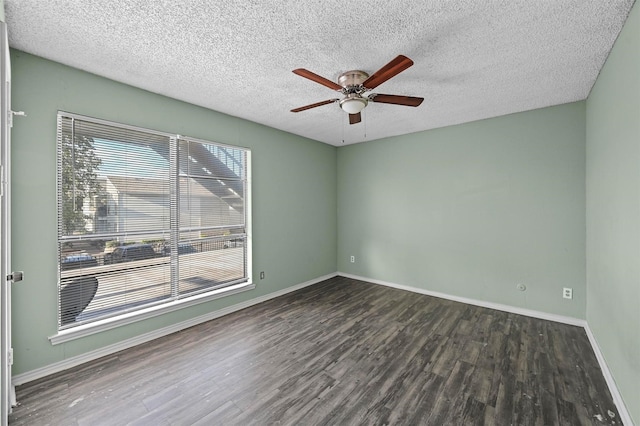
[8,348,12,366]
[6,271,23,282]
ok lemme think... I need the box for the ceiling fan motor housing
[338,70,369,92]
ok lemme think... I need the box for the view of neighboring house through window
[57,112,250,330]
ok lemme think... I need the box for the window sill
[49,281,255,345]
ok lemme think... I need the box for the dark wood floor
[10,276,621,425]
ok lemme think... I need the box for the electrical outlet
[260,271,265,280]
[563,287,573,299]
[350,256,355,263]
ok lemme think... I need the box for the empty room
[0,0,638,425]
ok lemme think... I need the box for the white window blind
[57,112,250,330]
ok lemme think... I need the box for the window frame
[50,111,253,344]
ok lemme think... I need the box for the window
[56,112,250,330]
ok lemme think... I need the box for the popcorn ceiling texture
[4,0,636,145]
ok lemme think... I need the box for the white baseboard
[584,325,634,426]
[338,272,586,326]
[12,272,337,387]
[338,272,633,425]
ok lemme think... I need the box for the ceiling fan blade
[369,94,424,107]
[349,112,361,125]
[293,69,342,91]
[362,55,414,89]
[291,99,339,113]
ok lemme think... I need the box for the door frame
[0,19,13,424]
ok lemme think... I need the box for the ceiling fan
[291,55,424,125]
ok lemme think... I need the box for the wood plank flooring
[9,276,621,425]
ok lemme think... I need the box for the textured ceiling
[4,0,636,146]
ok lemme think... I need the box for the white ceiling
[4,0,636,146]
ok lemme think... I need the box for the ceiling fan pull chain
[342,112,345,144]
[364,109,367,139]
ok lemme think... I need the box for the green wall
[9,51,337,375]
[337,102,586,319]
[586,1,640,423]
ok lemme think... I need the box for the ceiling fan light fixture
[340,94,368,114]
